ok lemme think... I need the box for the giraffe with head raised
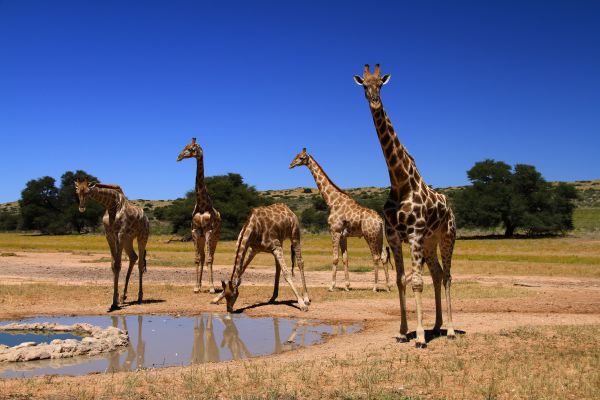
[177,137,221,294]
[75,179,150,311]
[354,64,457,348]
[290,149,391,292]
[211,203,310,313]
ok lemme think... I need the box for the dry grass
[1,324,598,399]
[2,232,600,278]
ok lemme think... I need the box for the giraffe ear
[381,74,391,85]
[353,75,364,86]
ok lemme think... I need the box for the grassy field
[1,232,599,278]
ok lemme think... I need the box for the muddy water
[0,314,359,378]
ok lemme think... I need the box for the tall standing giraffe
[75,180,149,311]
[290,149,391,292]
[354,64,456,348]
[177,137,221,294]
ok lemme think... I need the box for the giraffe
[211,203,310,312]
[354,64,456,348]
[177,137,221,294]
[290,149,391,292]
[75,179,150,311]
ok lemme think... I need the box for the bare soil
[1,251,600,399]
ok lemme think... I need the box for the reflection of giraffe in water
[191,314,220,363]
[107,316,145,372]
[218,315,251,360]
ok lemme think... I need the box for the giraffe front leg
[292,238,310,305]
[441,229,456,340]
[388,234,408,342]
[329,232,341,292]
[409,233,427,348]
[121,240,138,305]
[192,229,206,293]
[269,257,281,303]
[109,240,124,312]
[205,229,219,294]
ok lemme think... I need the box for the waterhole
[0,314,359,378]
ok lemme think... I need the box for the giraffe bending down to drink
[177,137,221,294]
[290,148,391,292]
[75,179,150,311]
[211,203,310,313]
[354,64,456,348]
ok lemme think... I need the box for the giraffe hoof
[415,342,427,349]
[107,304,120,312]
[193,287,201,294]
[299,304,309,312]
[396,335,409,343]
[372,287,378,293]
[344,286,350,292]
[328,286,335,292]
[447,334,456,341]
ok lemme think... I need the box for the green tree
[300,197,329,233]
[19,176,63,234]
[453,160,578,236]
[0,211,20,231]
[156,173,270,240]
[58,170,104,233]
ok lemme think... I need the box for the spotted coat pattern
[75,180,150,311]
[290,149,391,292]
[211,203,310,313]
[355,64,456,347]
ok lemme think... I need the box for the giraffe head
[177,137,203,162]
[74,179,96,213]
[289,148,309,169]
[221,280,238,313]
[353,64,391,109]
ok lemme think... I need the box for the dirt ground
[1,251,600,399]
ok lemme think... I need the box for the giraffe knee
[332,256,339,265]
[411,275,424,292]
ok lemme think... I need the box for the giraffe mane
[310,157,349,196]
[94,183,124,193]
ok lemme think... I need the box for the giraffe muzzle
[79,207,86,213]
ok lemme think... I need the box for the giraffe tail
[291,245,296,277]
[383,246,394,271]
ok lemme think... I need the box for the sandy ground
[1,251,600,398]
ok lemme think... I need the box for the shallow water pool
[0,314,359,378]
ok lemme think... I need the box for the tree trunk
[504,224,515,237]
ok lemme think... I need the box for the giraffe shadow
[404,329,466,343]
[234,299,301,314]
[121,299,166,307]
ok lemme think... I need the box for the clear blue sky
[1,0,599,202]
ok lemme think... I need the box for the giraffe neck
[370,104,424,198]
[195,155,212,210]
[230,218,254,286]
[89,187,123,210]
[306,156,350,207]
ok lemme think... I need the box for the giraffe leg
[383,248,391,292]
[121,239,138,305]
[424,242,443,333]
[137,233,148,304]
[366,236,382,292]
[340,235,350,291]
[269,256,281,303]
[192,229,206,293]
[441,225,456,340]
[409,233,427,348]
[273,246,308,311]
[109,237,124,312]
[329,232,341,291]
[205,227,219,294]
[388,232,408,342]
[292,237,310,305]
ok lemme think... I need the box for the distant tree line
[0,170,104,234]
[0,161,578,238]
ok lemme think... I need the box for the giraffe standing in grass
[75,179,149,311]
[211,203,310,312]
[354,64,456,348]
[177,137,221,294]
[290,148,391,292]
